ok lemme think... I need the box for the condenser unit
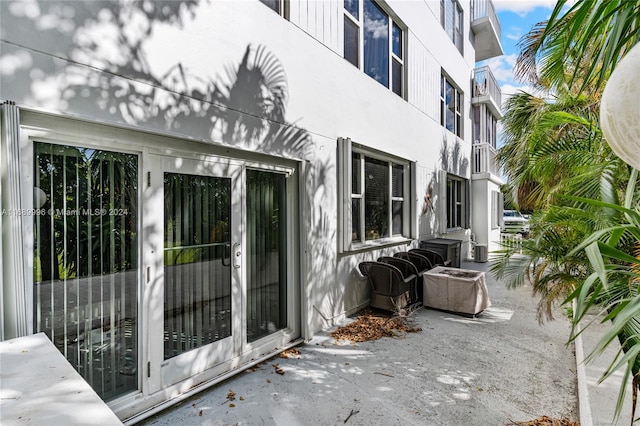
[474,244,488,263]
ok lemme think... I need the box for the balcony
[471,0,503,61]
[472,65,502,118]
[473,142,499,176]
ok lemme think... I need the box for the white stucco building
[0,0,503,422]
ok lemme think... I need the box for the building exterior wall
[472,174,503,253]
[0,0,502,420]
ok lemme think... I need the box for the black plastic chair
[409,248,451,267]
[394,251,433,302]
[377,256,420,304]
[358,261,412,312]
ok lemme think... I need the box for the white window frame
[338,138,416,252]
[439,172,469,232]
[441,0,464,54]
[486,110,497,148]
[343,0,405,97]
[441,74,463,137]
[258,0,289,18]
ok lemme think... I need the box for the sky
[482,0,561,98]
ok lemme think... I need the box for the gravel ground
[141,261,579,426]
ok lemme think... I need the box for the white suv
[502,210,530,236]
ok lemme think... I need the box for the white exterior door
[146,154,243,390]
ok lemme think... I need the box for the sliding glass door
[163,172,232,359]
[32,142,297,400]
[246,169,287,342]
[149,154,242,388]
[149,157,294,389]
[33,142,138,401]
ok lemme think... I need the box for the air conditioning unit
[474,244,488,263]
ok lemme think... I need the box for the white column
[1,101,28,340]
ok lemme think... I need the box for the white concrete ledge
[0,333,122,425]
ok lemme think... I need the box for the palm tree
[493,88,629,316]
[515,0,640,93]
[495,1,640,422]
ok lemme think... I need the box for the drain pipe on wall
[313,302,369,327]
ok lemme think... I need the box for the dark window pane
[455,6,463,52]
[364,0,389,87]
[455,189,464,228]
[473,106,480,143]
[446,81,455,132]
[352,152,361,194]
[164,173,232,359]
[364,156,388,240]
[392,23,402,58]
[392,163,403,196]
[392,58,402,96]
[392,200,403,235]
[447,178,453,227]
[246,170,287,342]
[445,0,454,40]
[344,0,359,19]
[352,198,361,241]
[260,0,280,14]
[344,17,359,67]
[446,178,464,228]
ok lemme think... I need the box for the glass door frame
[145,151,302,394]
[240,163,301,356]
[145,152,244,392]
[19,122,145,406]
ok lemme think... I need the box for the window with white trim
[440,0,463,54]
[259,0,289,18]
[338,138,415,251]
[446,174,468,229]
[441,75,463,137]
[343,0,404,96]
[486,110,498,149]
[473,105,498,148]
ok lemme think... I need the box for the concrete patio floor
[140,261,581,426]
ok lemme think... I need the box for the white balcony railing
[473,65,502,109]
[471,0,501,40]
[473,142,498,175]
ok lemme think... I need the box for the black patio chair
[358,261,412,312]
[394,251,433,302]
[409,248,451,267]
[377,256,420,304]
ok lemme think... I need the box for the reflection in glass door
[163,173,231,359]
[33,142,138,401]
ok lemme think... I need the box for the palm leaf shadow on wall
[6,0,334,306]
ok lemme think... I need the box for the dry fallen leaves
[279,347,302,359]
[331,309,422,343]
[506,416,579,426]
[272,363,285,375]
